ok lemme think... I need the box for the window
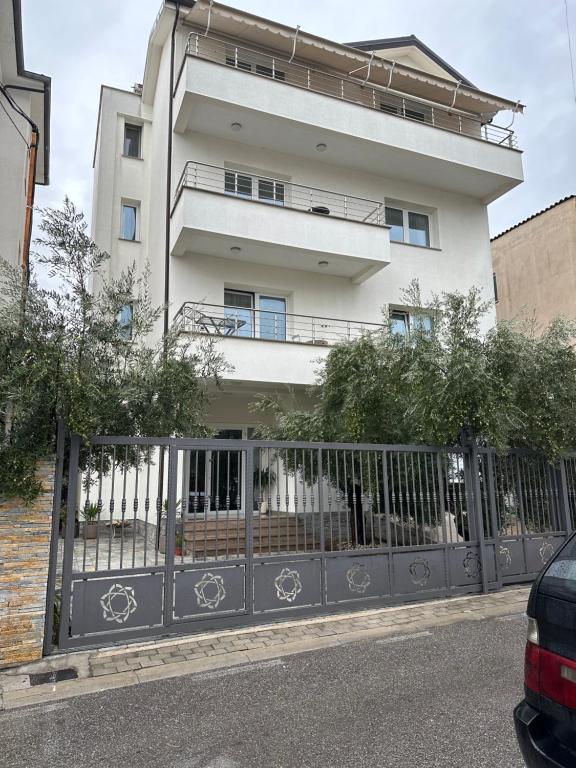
[258,178,284,206]
[224,171,253,199]
[255,64,286,81]
[390,309,433,339]
[123,124,142,158]
[224,289,287,341]
[120,204,138,241]
[117,303,133,341]
[405,108,426,122]
[493,272,499,304]
[225,55,252,72]
[259,296,286,340]
[386,206,432,247]
[380,102,400,115]
[224,289,254,337]
[408,212,430,247]
[385,207,404,243]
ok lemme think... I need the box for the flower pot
[84,522,98,539]
[174,546,183,557]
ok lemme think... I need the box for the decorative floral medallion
[346,563,371,594]
[539,541,555,565]
[409,558,431,587]
[100,583,138,624]
[274,568,303,603]
[463,551,482,579]
[194,572,226,610]
[499,546,512,570]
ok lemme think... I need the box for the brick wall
[0,460,55,668]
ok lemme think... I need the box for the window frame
[120,202,139,242]
[123,123,142,159]
[117,302,134,341]
[385,205,433,248]
[224,287,288,341]
[389,308,434,340]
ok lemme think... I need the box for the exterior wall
[0,460,55,668]
[0,85,31,271]
[492,198,576,328]
[91,5,521,411]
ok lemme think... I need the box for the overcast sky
[22,0,576,239]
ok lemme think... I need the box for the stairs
[181,513,317,558]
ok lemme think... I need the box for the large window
[224,171,253,199]
[390,309,433,339]
[258,178,284,206]
[224,289,287,341]
[385,206,432,247]
[123,124,142,158]
[117,303,133,341]
[120,203,138,241]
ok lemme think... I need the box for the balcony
[170,162,391,283]
[173,35,524,202]
[173,302,385,385]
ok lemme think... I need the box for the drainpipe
[0,83,39,285]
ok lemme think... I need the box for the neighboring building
[91,0,524,433]
[492,196,576,327]
[0,0,51,279]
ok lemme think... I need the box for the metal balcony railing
[173,302,385,345]
[173,161,385,225]
[183,33,519,150]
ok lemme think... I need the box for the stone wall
[0,460,55,668]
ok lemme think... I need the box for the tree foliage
[0,199,225,499]
[257,281,576,457]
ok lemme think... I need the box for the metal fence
[183,33,519,150]
[53,436,571,650]
[173,161,384,226]
[173,302,385,345]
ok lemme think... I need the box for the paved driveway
[0,613,526,768]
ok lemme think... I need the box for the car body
[514,532,576,767]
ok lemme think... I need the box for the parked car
[514,532,576,767]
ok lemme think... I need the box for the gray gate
[56,436,574,650]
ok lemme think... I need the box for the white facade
[91,0,524,431]
[0,0,50,275]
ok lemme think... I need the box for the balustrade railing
[183,33,518,150]
[173,161,384,225]
[173,302,384,345]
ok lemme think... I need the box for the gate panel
[173,564,246,620]
[253,558,323,613]
[325,553,390,604]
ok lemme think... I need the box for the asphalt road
[0,614,527,768]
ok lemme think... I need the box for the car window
[540,536,576,602]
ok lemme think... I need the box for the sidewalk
[0,587,529,710]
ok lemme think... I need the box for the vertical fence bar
[558,458,573,534]
[163,444,178,629]
[245,447,254,616]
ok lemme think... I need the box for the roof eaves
[346,34,476,89]
[491,195,576,241]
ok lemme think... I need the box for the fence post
[58,434,81,649]
[43,420,66,656]
[558,458,573,534]
[462,433,489,594]
[163,444,178,629]
[244,447,254,616]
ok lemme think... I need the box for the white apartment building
[0,0,50,280]
[91,0,524,436]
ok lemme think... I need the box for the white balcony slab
[174,57,524,204]
[171,188,390,283]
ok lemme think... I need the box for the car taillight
[524,617,576,709]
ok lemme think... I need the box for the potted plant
[80,503,99,539]
[174,532,184,557]
[254,467,276,515]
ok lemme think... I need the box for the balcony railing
[174,302,385,345]
[184,33,518,150]
[173,161,385,225]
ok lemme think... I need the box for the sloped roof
[491,195,576,241]
[346,35,475,88]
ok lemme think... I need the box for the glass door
[224,289,254,337]
[259,296,286,340]
[187,429,244,515]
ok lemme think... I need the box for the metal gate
[55,436,574,650]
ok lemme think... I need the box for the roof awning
[182,1,524,118]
